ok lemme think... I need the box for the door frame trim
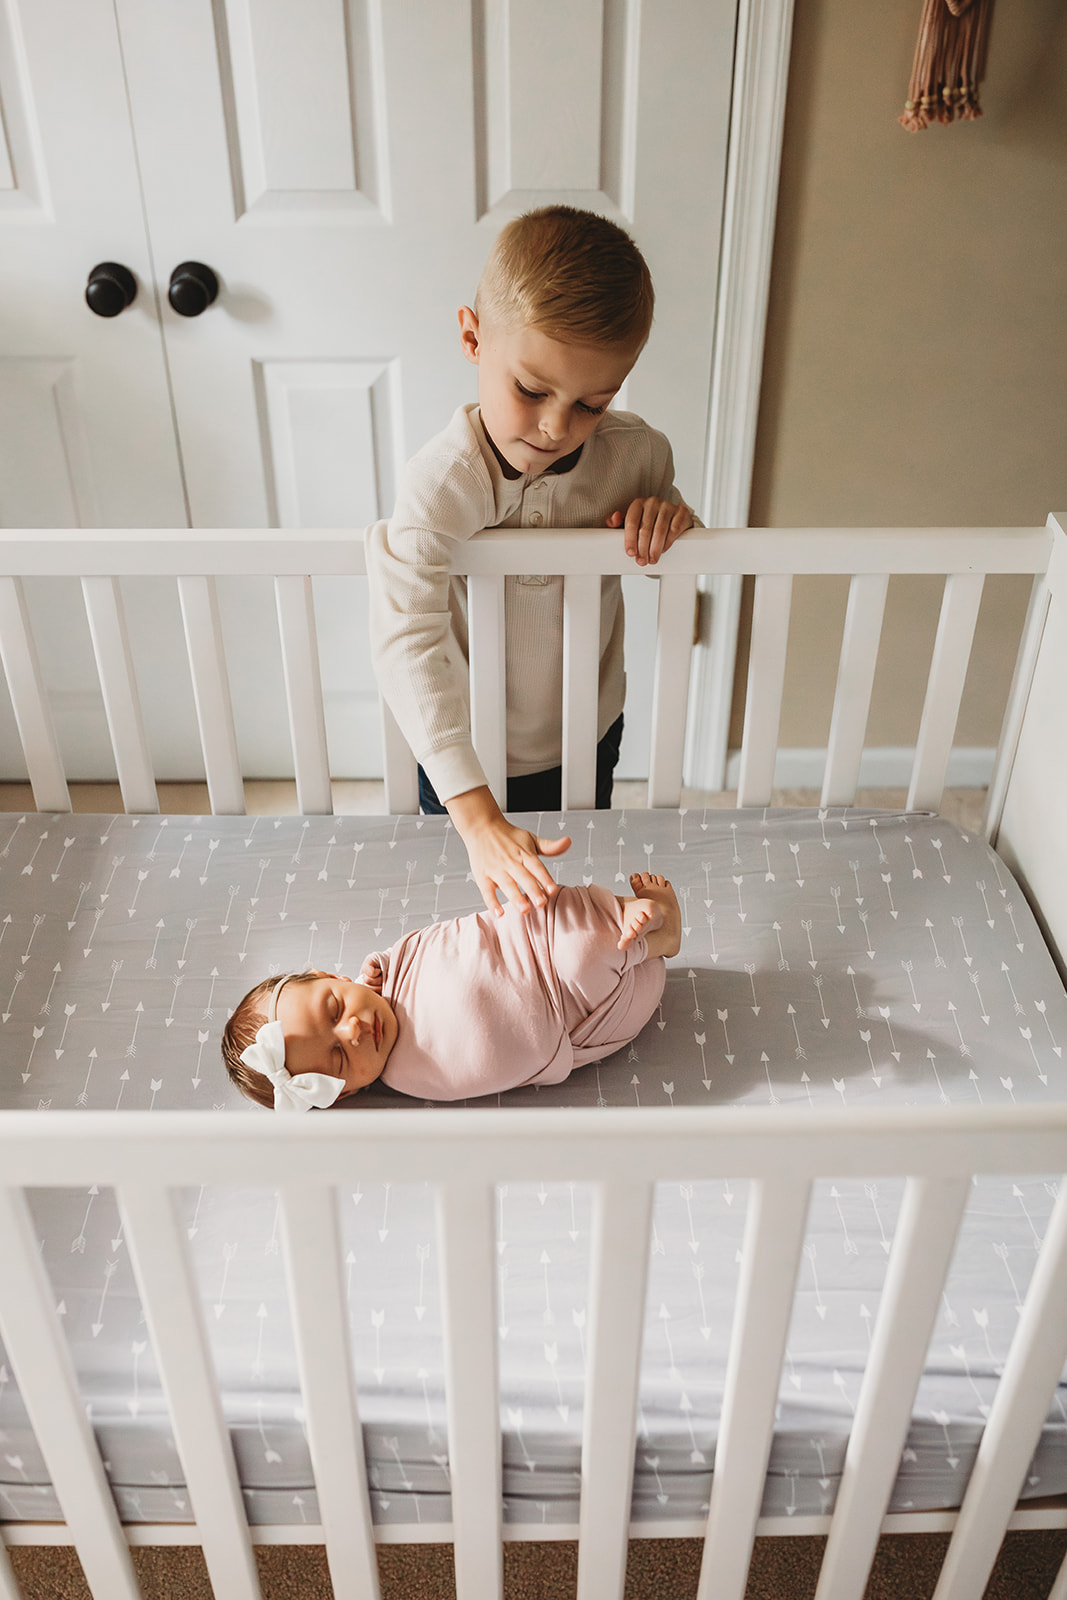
[686,0,796,791]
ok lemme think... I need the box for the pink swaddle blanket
[374,885,665,1101]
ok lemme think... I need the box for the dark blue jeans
[418,714,624,815]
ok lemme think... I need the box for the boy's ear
[458,305,481,365]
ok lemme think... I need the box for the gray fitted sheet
[0,807,1065,1527]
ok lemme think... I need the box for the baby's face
[274,973,397,1098]
[459,309,636,476]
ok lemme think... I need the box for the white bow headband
[239,978,345,1113]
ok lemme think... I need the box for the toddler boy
[365,206,695,917]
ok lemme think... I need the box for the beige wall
[746,0,1067,751]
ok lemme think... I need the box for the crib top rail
[0,522,1053,577]
[0,519,1059,825]
[1,1103,1065,1186]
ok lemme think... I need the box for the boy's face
[274,973,397,1098]
[459,307,637,475]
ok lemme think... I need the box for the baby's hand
[359,953,385,993]
[607,498,692,567]
[618,897,665,949]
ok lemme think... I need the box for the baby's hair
[222,971,321,1109]
[476,205,654,352]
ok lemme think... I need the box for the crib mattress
[1,806,1066,1528]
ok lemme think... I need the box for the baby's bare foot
[618,872,682,957]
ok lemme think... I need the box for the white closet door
[112,0,734,780]
[0,0,185,529]
[118,0,733,523]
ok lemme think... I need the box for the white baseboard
[4,1497,1064,1546]
[722,747,996,793]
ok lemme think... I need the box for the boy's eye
[516,381,605,417]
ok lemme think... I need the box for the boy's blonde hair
[476,206,654,351]
[222,971,320,1110]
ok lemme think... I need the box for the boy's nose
[539,407,566,443]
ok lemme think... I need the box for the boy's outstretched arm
[447,786,570,915]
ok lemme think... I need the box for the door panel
[0,0,188,781]
[259,359,398,529]
[0,0,186,528]
[480,0,607,201]
[0,361,100,526]
[223,0,388,218]
[117,0,485,529]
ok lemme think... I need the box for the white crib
[0,515,1065,1600]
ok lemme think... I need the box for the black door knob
[169,262,219,318]
[85,262,137,318]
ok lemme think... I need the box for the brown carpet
[8,1532,1067,1599]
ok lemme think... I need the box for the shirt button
[530,511,544,526]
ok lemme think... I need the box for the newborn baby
[223,872,680,1109]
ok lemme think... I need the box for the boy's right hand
[446,786,570,915]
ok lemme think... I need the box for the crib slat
[736,575,793,808]
[983,572,1049,843]
[274,576,333,816]
[648,575,697,809]
[907,573,985,812]
[279,1185,380,1600]
[697,1177,812,1600]
[0,1187,143,1600]
[118,1184,262,1600]
[1048,1547,1067,1600]
[814,1177,969,1600]
[380,699,420,814]
[821,574,889,808]
[0,1538,21,1600]
[576,1180,655,1600]
[0,576,71,812]
[562,575,601,809]
[177,576,245,816]
[437,1182,502,1600]
[468,574,507,809]
[81,577,159,814]
[932,1181,1067,1600]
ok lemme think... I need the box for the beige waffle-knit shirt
[365,403,692,803]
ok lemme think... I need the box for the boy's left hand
[607,498,692,567]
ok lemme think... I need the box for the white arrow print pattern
[0,807,1064,1527]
